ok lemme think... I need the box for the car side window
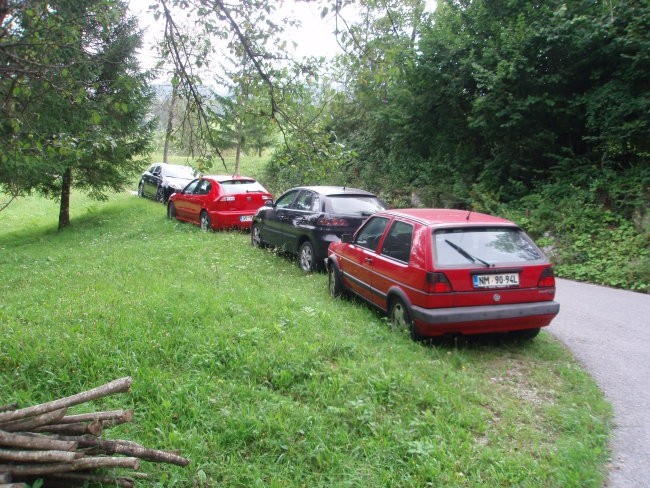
[275,190,299,209]
[355,217,390,251]
[380,221,413,263]
[294,191,317,211]
[196,180,211,195]
[183,179,200,194]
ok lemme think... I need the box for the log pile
[0,377,189,487]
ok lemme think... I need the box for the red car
[167,175,272,231]
[326,209,559,340]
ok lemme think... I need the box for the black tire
[389,297,421,341]
[328,263,344,298]
[137,181,144,197]
[167,202,176,219]
[156,185,165,203]
[200,211,212,232]
[251,223,266,248]
[298,240,316,272]
[509,327,541,341]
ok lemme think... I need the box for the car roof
[286,185,378,197]
[155,162,193,169]
[377,208,517,227]
[203,174,256,182]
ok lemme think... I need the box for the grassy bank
[0,192,611,487]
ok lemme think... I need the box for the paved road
[548,278,650,488]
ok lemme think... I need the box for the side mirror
[264,200,274,207]
[341,234,353,243]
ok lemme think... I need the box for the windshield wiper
[444,239,491,267]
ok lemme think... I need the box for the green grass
[0,192,612,487]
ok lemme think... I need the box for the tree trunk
[163,82,178,165]
[58,167,71,230]
[234,116,242,177]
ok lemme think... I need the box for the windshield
[220,180,269,194]
[327,195,385,216]
[434,227,543,266]
[166,165,197,179]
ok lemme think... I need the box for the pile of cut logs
[0,377,189,487]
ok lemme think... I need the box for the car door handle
[363,257,373,264]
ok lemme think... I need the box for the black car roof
[288,185,377,197]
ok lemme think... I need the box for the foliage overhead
[325,0,649,207]
[151,0,331,171]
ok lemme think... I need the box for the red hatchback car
[167,175,272,231]
[326,209,559,340]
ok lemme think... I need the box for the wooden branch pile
[0,377,189,487]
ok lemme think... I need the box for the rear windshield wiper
[444,239,491,267]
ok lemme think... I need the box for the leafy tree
[211,53,277,175]
[0,0,154,227]
[151,0,330,173]
[324,0,433,200]
[328,0,649,210]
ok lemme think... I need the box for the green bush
[497,181,649,293]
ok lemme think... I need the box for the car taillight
[537,268,556,288]
[220,195,236,202]
[317,216,349,227]
[262,195,272,201]
[426,272,452,293]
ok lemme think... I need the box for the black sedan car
[251,186,386,272]
[138,163,198,203]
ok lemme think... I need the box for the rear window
[434,227,543,266]
[220,180,268,194]
[327,195,385,216]
[166,165,196,178]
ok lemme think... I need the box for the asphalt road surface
[548,278,650,488]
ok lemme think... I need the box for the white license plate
[240,215,253,222]
[473,273,519,288]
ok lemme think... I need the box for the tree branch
[0,377,132,424]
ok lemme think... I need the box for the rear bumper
[412,301,559,324]
[411,301,560,335]
[208,210,255,230]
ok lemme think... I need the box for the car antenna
[466,210,472,221]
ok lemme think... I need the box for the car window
[196,180,212,195]
[294,191,318,211]
[151,165,161,176]
[220,180,268,194]
[183,179,200,194]
[380,221,413,263]
[275,190,299,209]
[327,195,385,216]
[434,227,543,266]
[355,216,390,251]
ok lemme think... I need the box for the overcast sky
[128,1,346,71]
[128,1,437,80]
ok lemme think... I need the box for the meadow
[0,161,611,487]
